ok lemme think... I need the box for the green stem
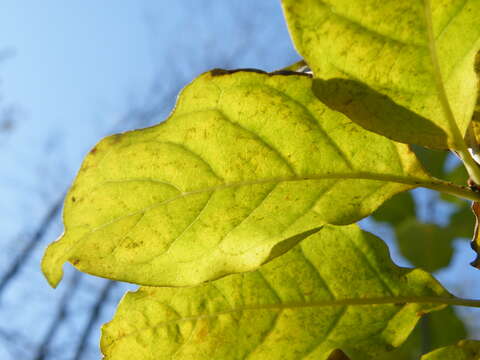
[236,296,480,311]
[423,0,480,185]
[142,296,480,330]
[421,179,480,201]
[117,296,480,340]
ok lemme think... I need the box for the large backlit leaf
[421,340,480,360]
[42,70,465,288]
[101,225,450,360]
[282,0,480,149]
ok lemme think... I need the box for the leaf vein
[255,84,355,169]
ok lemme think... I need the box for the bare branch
[0,47,15,63]
[33,272,82,360]
[73,281,117,360]
[0,196,63,296]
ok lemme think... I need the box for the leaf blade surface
[282,0,480,149]
[43,70,450,287]
[101,225,450,360]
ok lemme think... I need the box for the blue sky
[0,0,298,245]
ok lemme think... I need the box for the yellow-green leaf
[426,308,468,352]
[41,70,472,288]
[101,225,450,360]
[421,340,480,360]
[282,0,480,150]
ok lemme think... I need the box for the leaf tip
[41,236,69,288]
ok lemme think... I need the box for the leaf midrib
[72,172,455,234]
[422,0,463,144]
[106,295,471,345]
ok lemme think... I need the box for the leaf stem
[237,296,480,311]
[422,0,480,185]
[305,296,480,309]
[421,178,480,201]
[124,296,480,332]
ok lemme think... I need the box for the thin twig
[33,272,82,360]
[72,281,117,360]
[0,197,63,296]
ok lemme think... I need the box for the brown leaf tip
[470,201,480,269]
[470,255,480,269]
[210,68,266,77]
[209,68,312,78]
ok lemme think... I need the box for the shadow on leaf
[312,78,448,149]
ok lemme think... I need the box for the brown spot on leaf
[384,344,395,352]
[72,259,80,266]
[90,146,98,155]
[327,349,351,360]
[195,323,209,343]
[71,196,76,202]
[126,240,143,249]
[110,134,122,144]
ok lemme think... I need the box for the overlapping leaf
[282,0,480,149]
[372,192,416,226]
[42,70,468,288]
[449,204,475,239]
[101,225,450,360]
[380,307,467,360]
[412,147,449,179]
[396,219,454,272]
[421,340,480,360]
